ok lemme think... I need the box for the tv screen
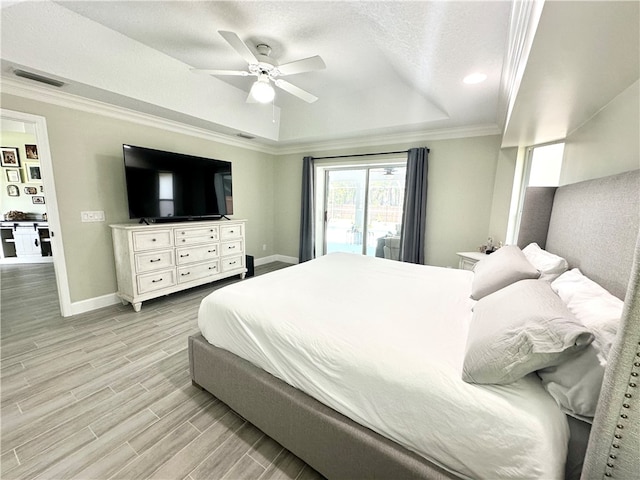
[123,144,233,221]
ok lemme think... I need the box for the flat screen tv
[123,144,233,222]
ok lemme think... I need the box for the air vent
[236,133,255,140]
[13,69,65,88]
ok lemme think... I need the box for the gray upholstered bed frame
[190,169,640,479]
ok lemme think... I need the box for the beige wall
[1,94,276,303]
[561,80,640,184]
[274,135,503,268]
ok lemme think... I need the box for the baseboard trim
[70,293,121,316]
[254,254,298,266]
[72,257,298,315]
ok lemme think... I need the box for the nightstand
[456,251,487,270]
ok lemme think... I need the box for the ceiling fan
[192,31,326,104]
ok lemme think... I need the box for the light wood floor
[1,262,325,480]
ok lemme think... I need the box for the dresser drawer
[220,224,243,240]
[221,256,243,272]
[135,249,174,273]
[132,230,172,251]
[174,226,219,245]
[176,244,219,265]
[221,240,243,257]
[136,269,176,294]
[177,261,220,284]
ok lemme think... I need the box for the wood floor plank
[33,408,158,479]
[189,422,264,479]
[222,453,267,480]
[109,422,201,479]
[149,411,246,480]
[70,442,138,480]
[1,262,327,480]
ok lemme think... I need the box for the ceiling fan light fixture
[250,74,275,103]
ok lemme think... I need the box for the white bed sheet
[198,253,570,479]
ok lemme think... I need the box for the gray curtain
[298,156,315,262]
[400,147,428,264]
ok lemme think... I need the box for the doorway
[323,165,406,259]
[0,109,71,316]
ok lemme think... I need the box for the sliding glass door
[324,166,406,258]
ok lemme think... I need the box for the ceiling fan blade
[274,79,318,103]
[191,68,251,77]
[277,55,326,76]
[218,30,258,65]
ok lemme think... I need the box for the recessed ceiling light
[463,73,487,85]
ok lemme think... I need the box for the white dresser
[110,219,246,311]
[456,251,487,270]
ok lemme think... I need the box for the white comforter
[198,253,569,479]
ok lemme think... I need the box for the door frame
[316,160,406,257]
[1,108,72,317]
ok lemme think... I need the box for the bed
[189,169,640,479]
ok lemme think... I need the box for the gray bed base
[189,333,456,479]
[189,169,640,479]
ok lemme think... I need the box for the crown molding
[1,76,280,155]
[274,124,503,156]
[497,0,545,130]
[2,76,502,158]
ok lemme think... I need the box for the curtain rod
[312,148,428,160]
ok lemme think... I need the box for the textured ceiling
[1,1,511,145]
[1,1,637,149]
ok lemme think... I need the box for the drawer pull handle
[228,245,235,249]
[181,272,190,277]
[229,261,236,265]
[210,236,216,239]
[209,266,216,270]
[151,278,163,283]
[208,249,215,253]
[182,239,186,242]
[152,238,157,242]
[229,230,234,233]
[150,258,161,263]
[180,254,190,258]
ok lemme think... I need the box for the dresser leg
[132,302,142,312]
[240,272,246,279]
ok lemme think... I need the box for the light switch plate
[81,211,105,222]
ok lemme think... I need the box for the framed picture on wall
[32,196,45,204]
[1,147,20,167]
[7,185,19,197]
[25,162,42,182]
[24,186,38,195]
[25,144,39,159]
[5,168,20,183]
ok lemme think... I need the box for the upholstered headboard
[518,169,640,300]
[517,169,640,480]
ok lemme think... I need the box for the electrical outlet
[262,244,267,251]
[81,211,105,222]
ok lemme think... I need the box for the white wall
[561,80,640,184]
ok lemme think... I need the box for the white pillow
[551,268,623,338]
[540,269,625,419]
[470,245,540,300]
[522,243,568,282]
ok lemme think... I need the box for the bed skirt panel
[189,333,459,480]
